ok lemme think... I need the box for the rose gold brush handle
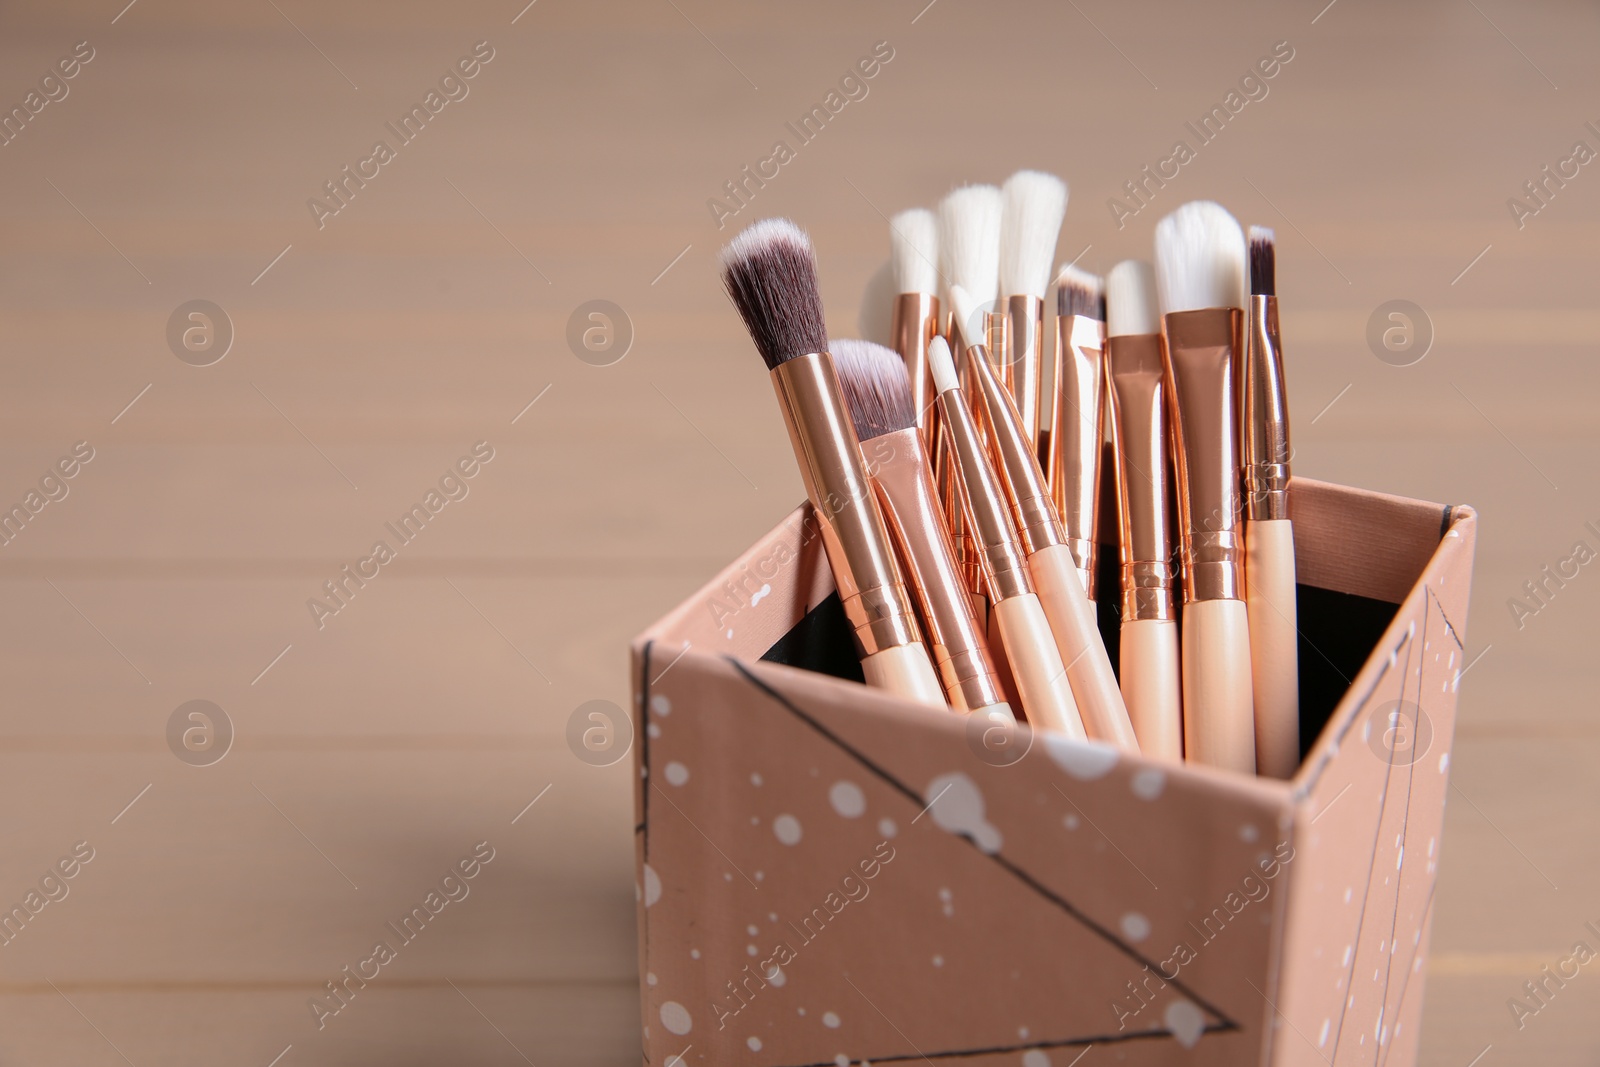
[890,293,940,436]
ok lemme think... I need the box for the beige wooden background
[0,0,1595,1063]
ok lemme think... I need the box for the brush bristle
[1153,200,1247,314]
[999,170,1067,301]
[890,209,940,296]
[1055,264,1104,321]
[720,218,829,370]
[1248,225,1276,297]
[1105,260,1160,338]
[948,285,986,352]
[927,335,959,395]
[937,185,1002,308]
[832,339,917,441]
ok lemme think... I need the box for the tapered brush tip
[937,184,1002,306]
[999,170,1068,300]
[890,208,940,296]
[1055,264,1105,321]
[1153,200,1247,314]
[720,218,829,370]
[927,335,959,396]
[1248,225,1276,297]
[832,339,917,441]
[1105,260,1159,338]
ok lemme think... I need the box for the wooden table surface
[0,0,1596,1063]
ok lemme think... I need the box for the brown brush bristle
[1056,265,1105,320]
[832,339,916,441]
[719,218,828,370]
[1249,226,1276,297]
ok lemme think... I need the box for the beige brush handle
[860,642,948,708]
[1246,518,1300,778]
[1027,543,1139,750]
[1181,599,1256,773]
[1119,618,1183,761]
[991,594,1086,739]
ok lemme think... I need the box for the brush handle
[1119,618,1183,761]
[1028,543,1140,751]
[860,642,947,708]
[1181,599,1257,773]
[991,594,1086,739]
[1246,518,1300,778]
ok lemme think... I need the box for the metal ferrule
[934,384,1035,604]
[1105,333,1177,622]
[967,342,1067,557]
[770,352,923,655]
[863,428,1005,712]
[1004,295,1046,460]
[984,310,1011,396]
[1051,313,1107,600]
[1244,293,1291,522]
[1162,308,1246,603]
[890,292,941,436]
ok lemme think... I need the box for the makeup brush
[1050,264,1107,604]
[889,209,942,434]
[938,185,1002,350]
[721,219,945,707]
[927,335,1085,738]
[950,286,1139,752]
[834,339,1012,721]
[1243,227,1299,778]
[1105,260,1183,761]
[1155,201,1255,773]
[998,170,1067,462]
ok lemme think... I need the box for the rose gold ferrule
[1003,295,1046,460]
[934,385,1035,604]
[1106,333,1178,623]
[1162,308,1246,604]
[966,342,1067,558]
[770,352,923,655]
[1050,312,1107,599]
[890,292,941,435]
[1244,293,1291,522]
[984,310,1012,396]
[862,428,1005,712]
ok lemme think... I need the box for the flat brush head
[1154,200,1247,314]
[999,170,1068,301]
[927,334,959,396]
[1248,225,1276,297]
[1056,263,1105,321]
[720,218,829,370]
[832,339,917,442]
[937,185,1002,308]
[890,208,940,296]
[1105,260,1159,338]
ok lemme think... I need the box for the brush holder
[631,477,1476,1066]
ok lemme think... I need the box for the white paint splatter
[1121,912,1151,942]
[651,694,671,716]
[924,772,1002,853]
[830,780,866,818]
[664,762,690,787]
[822,1011,841,1029]
[1239,823,1259,842]
[751,772,764,786]
[1043,734,1119,780]
[750,583,771,605]
[878,817,898,838]
[660,1001,692,1035]
[1130,767,1165,800]
[773,814,803,846]
[647,723,662,739]
[1022,1052,1051,1067]
[1164,998,1205,1048]
[643,864,662,907]
[747,1036,762,1051]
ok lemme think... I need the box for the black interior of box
[760,577,1401,761]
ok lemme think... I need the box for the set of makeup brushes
[720,172,1299,779]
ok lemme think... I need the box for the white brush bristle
[937,185,1001,308]
[999,170,1067,301]
[1153,200,1246,314]
[927,334,959,395]
[948,284,986,352]
[1105,260,1160,337]
[889,208,939,296]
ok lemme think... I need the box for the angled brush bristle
[832,339,917,441]
[890,208,940,296]
[1153,200,1247,314]
[1105,260,1160,338]
[927,334,959,395]
[999,170,1068,300]
[720,218,828,369]
[1248,225,1276,297]
[1055,264,1105,321]
[937,185,1002,307]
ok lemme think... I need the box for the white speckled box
[630,477,1476,1066]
